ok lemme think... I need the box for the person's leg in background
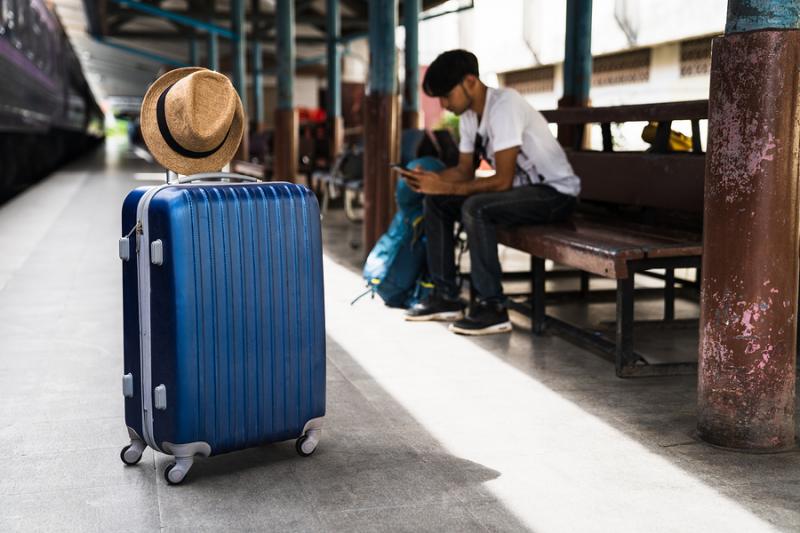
[405,194,468,321]
[451,185,576,335]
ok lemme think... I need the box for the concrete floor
[1,138,798,532]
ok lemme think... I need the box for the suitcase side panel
[147,183,325,455]
[121,187,150,439]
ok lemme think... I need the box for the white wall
[417,0,726,82]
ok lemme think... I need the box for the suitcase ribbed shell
[122,182,325,456]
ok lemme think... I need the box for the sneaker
[405,293,465,322]
[449,300,512,335]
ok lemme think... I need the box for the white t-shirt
[458,87,581,197]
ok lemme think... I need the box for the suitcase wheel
[120,442,145,466]
[164,457,193,485]
[295,429,321,457]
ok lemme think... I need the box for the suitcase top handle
[176,173,259,184]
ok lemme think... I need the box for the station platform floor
[1,138,798,532]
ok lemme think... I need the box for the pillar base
[273,108,298,182]
[698,29,799,451]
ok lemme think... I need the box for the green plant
[435,112,459,143]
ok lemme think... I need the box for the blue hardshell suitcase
[119,174,326,484]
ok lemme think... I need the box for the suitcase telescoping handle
[176,173,259,184]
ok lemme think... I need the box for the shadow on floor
[148,337,526,532]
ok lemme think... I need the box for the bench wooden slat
[567,151,706,213]
[541,100,708,125]
[498,224,645,278]
[644,244,703,258]
[558,220,694,248]
[497,217,701,279]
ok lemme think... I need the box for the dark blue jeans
[424,184,576,304]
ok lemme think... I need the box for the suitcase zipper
[136,184,169,453]
[135,180,249,453]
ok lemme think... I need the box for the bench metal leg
[615,276,636,377]
[580,271,590,297]
[468,275,476,306]
[664,268,675,321]
[532,257,546,335]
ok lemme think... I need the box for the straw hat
[140,67,244,175]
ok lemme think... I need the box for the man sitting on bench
[397,49,581,335]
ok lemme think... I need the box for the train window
[6,0,17,45]
[1,0,13,33]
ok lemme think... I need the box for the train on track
[0,0,104,201]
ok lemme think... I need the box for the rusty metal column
[274,0,298,182]
[698,0,800,451]
[402,0,420,129]
[363,0,399,252]
[557,0,592,148]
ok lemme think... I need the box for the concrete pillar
[363,0,399,252]
[326,0,344,160]
[557,0,592,148]
[698,0,800,451]
[274,0,298,182]
[402,0,420,129]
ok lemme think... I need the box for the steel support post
[532,257,546,335]
[230,0,246,110]
[402,0,420,129]
[231,0,247,161]
[252,0,265,130]
[363,0,399,252]
[615,276,635,377]
[698,0,800,451]
[189,34,198,66]
[557,0,592,148]
[207,32,218,71]
[326,0,343,160]
[664,268,675,321]
[274,0,298,181]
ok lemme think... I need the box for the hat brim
[140,67,245,175]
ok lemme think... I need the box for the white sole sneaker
[404,310,464,322]
[448,321,513,335]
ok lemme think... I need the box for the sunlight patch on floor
[322,255,778,533]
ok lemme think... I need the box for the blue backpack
[361,157,445,308]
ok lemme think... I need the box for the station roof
[52,0,458,116]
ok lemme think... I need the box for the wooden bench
[496,100,707,377]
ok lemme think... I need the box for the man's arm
[404,146,520,195]
[433,152,474,183]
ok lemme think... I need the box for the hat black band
[156,83,231,159]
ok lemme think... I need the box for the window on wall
[680,37,714,77]
[501,66,555,95]
[592,49,651,87]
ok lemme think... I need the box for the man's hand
[395,166,452,195]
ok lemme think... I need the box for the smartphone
[388,162,405,170]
